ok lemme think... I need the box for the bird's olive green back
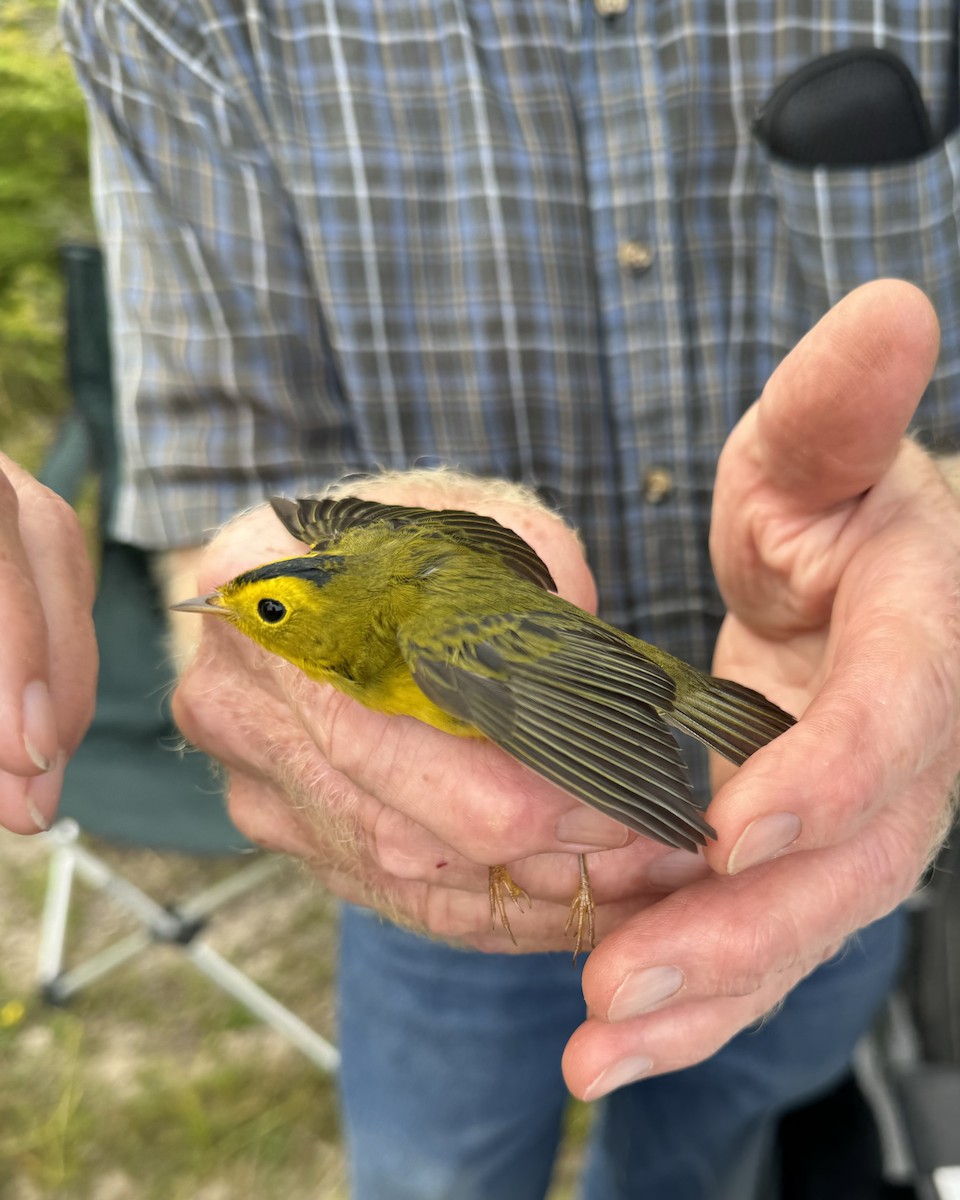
[270,495,557,592]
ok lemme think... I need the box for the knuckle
[845,808,924,916]
[371,807,424,880]
[0,467,17,515]
[40,484,81,535]
[422,886,484,940]
[170,678,201,745]
[171,649,251,754]
[467,772,533,860]
[489,797,532,849]
[857,830,907,903]
[35,485,90,571]
[225,772,268,839]
[701,906,804,998]
[304,681,360,768]
[170,665,210,747]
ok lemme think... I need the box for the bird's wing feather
[399,612,715,851]
[270,496,556,592]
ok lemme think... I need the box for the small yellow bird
[173,496,795,954]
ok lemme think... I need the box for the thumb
[712,280,940,630]
[754,279,939,509]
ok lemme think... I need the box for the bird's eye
[257,598,287,624]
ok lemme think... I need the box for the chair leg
[37,820,80,994]
[67,838,186,937]
[176,855,285,922]
[44,930,157,1005]
[185,940,340,1074]
[34,825,340,1073]
[37,819,173,1003]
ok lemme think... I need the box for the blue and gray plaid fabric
[63,0,960,683]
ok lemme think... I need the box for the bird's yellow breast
[356,662,481,737]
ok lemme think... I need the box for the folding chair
[856,831,960,1200]
[34,243,338,1074]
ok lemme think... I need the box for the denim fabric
[337,903,905,1200]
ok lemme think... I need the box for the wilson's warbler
[173,496,795,953]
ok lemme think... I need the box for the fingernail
[22,681,57,772]
[583,1055,654,1102]
[646,849,710,890]
[728,812,801,874]
[26,793,51,831]
[607,965,685,1021]
[25,757,64,831]
[555,807,630,849]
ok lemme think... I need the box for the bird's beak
[170,593,226,616]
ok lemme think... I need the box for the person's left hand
[563,280,960,1100]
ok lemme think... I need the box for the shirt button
[617,239,655,275]
[642,467,673,504]
[596,0,630,14]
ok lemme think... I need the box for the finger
[173,634,376,868]
[228,752,657,949]
[708,667,957,875]
[228,744,655,950]
[0,459,96,831]
[580,857,851,1018]
[0,760,69,836]
[14,468,97,757]
[706,453,960,869]
[573,804,924,1093]
[422,884,650,952]
[712,281,941,633]
[563,971,810,1100]
[373,805,709,900]
[172,632,294,777]
[371,804,480,886]
[290,671,634,862]
[754,280,938,510]
[186,617,634,864]
[189,643,646,909]
[225,771,320,856]
[226,771,586,949]
[0,466,57,777]
[177,619,648,892]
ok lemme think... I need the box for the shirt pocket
[763,132,960,449]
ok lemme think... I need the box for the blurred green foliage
[0,0,94,464]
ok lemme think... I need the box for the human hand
[0,454,97,832]
[563,280,960,1100]
[171,471,713,947]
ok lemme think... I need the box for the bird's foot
[488,865,529,945]
[564,853,596,963]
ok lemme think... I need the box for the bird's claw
[565,854,596,963]
[488,865,529,945]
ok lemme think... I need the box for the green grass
[0,831,591,1198]
[0,833,346,1200]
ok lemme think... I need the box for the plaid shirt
[63,0,960,678]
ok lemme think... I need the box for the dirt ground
[0,825,587,1199]
[0,825,346,1199]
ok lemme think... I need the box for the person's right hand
[0,454,97,833]
[171,473,713,950]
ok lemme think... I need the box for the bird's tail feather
[668,676,795,766]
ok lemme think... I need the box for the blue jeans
[336,904,905,1200]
